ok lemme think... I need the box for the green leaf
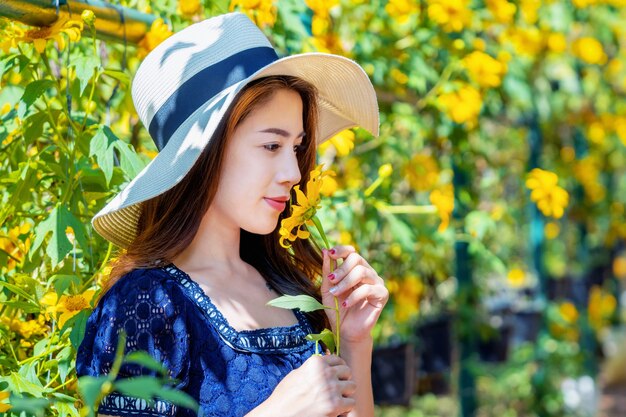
[114,140,146,178]
[102,68,130,86]
[31,205,86,268]
[305,328,336,353]
[154,387,199,412]
[0,281,37,302]
[266,294,331,312]
[72,55,100,95]
[0,372,45,397]
[52,274,82,295]
[124,351,168,375]
[114,376,162,400]
[78,376,109,413]
[384,213,415,252]
[89,126,116,185]
[5,394,49,417]
[18,79,56,118]
[69,309,90,348]
[1,300,40,313]
[57,346,73,383]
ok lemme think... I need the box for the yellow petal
[33,38,47,53]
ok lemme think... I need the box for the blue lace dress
[76,265,317,417]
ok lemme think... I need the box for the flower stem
[311,215,341,357]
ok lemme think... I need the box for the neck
[172,205,243,274]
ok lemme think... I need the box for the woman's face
[211,88,305,235]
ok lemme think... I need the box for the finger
[339,380,357,397]
[336,394,356,415]
[321,353,345,367]
[327,245,356,261]
[330,264,379,297]
[327,252,367,284]
[332,364,352,381]
[341,283,389,310]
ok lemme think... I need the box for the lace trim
[163,264,315,354]
[99,392,177,417]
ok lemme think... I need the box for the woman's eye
[263,144,280,152]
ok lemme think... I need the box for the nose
[277,150,302,187]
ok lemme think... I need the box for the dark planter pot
[415,315,452,374]
[371,343,415,406]
[547,276,588,305]
[416,372,450,396]
[478,324,512,363]
[510,310,542,346]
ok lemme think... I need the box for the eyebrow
[259,128,306,138]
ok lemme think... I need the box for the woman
[77,12,388,417]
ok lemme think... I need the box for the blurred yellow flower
[405,154,440,191]
[0,315,47,339]
[427,0,472,32]
[501,26,543,56]
[40,289,96,328]
[320,175,338,196]
[545,222,560,239]
[20,17,83,53]
[394,275,423,323]
[385,0,420,24]
[547,32,567,53]
[614,255,626,279]
[306,0,339,17]
[574,157,606,203]
[507,268,526,288]
[319,129,355,156]
[560,146,576,163]
[138,18,173,58]
[520,0,540,24]
[588,286,616,330]
[180,0,202,16]
[437,83,482,125]
[486,0,516,24]
[525,168,569,219]
[0,20,24,53]
[430,184,454,232]
[391,68,409,85]
[572,37,607,65]
[243,0,277,28]
[559,302,579,324]
[279,165,333,248]
[463,51,507,88]
[0,390,10,413]
[81,10,96,26]
[0,223,32,271]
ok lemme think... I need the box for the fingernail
[327,273,335,281]
[329,286,338,295]
[342,301,348,308]
[329,248,336,255]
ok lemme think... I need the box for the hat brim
[92,53,379,248]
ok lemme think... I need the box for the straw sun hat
[92,12,379,248]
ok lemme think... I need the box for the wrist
[340,337,373,360]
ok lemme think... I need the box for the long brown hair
[107,76,329,331]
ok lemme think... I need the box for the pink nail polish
[328,273,335,281]
[329,249,336,255]
[342,301,348,308]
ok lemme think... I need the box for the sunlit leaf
[267,294,331,312]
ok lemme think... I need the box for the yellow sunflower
[279,165,334,249]
[40,289,96,328]
[19,17,83,53]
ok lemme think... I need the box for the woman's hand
[248,354,356,417]
[321,245,389,346]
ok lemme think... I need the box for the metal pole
[451,126,477,417]
[0,0,156,44]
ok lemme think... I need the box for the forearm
[341,339,374,417]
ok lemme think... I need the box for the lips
[264,197,288,211]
